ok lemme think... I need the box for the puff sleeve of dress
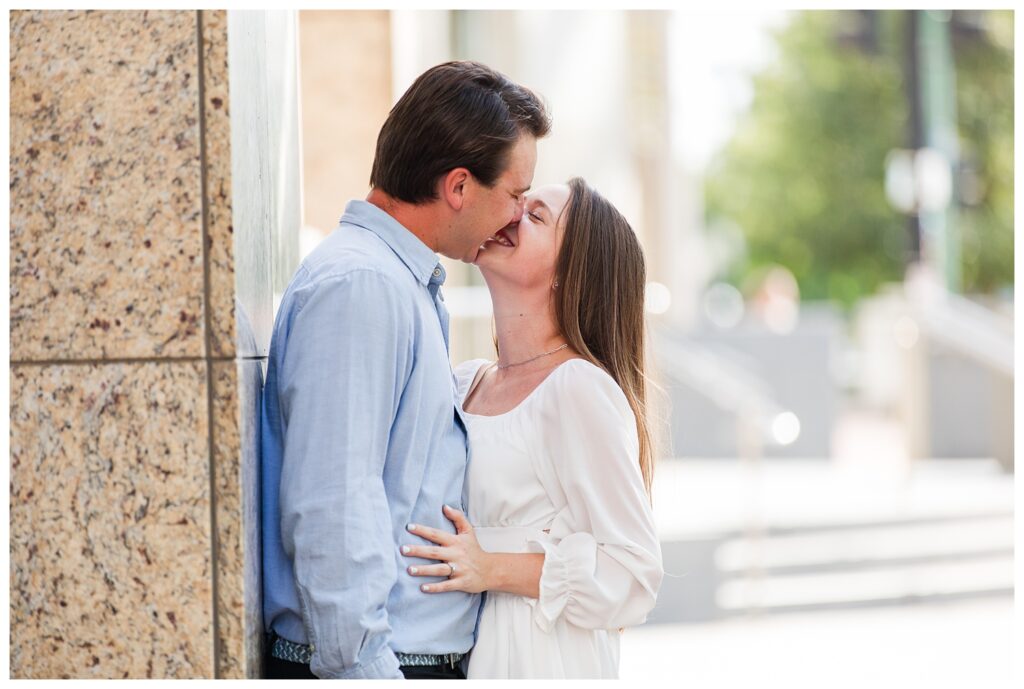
[525,360,663,632]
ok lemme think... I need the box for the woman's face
[474,183,571,293]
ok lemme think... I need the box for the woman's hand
[401,504,492,594]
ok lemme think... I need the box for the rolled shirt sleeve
[278,268,411,679]
[526,363,664,632]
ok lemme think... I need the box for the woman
[399,178,662,679]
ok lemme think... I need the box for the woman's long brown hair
[553,177,655,497]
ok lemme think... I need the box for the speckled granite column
[10,9,290,678]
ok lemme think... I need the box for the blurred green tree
[952,11,1014,294]
[704,10,1013,307]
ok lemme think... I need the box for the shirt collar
[340,199,442,287]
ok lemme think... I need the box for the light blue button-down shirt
[260,200,480,679]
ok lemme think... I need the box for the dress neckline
[461,358,586,420]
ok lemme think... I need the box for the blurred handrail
[916,291,1014,377]
[650,329,794,446]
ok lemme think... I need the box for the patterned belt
[270,634,464,669]
[270,634,313,665]
[395,652,465,669]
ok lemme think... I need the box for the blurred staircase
[712,510,1013,616]
[646,459,1014,625]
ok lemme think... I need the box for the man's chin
[467,240,496,265]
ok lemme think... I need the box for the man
[260,61,551,679]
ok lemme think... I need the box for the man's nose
[511,199,525,223]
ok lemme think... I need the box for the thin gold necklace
[496,343,569,370]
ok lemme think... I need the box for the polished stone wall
[9,9,297,678]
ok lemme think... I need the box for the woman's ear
[440,167,471,211]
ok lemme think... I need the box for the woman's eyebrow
[529,199,552,216]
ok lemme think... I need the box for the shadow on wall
[234,297,266,676]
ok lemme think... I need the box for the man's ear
[440,168,471,211]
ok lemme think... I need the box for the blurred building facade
[298,11,391,248]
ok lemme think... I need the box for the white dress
[455,358,664,679]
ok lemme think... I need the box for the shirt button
[433,268,442,277]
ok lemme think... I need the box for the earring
[553,280,559,289]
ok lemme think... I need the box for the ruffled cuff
[524,532,597,632]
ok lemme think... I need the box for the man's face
[449,134,538,263]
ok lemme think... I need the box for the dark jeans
[264,654,466,680]
[265,654,318,680]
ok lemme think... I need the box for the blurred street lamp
[848,10,966,292]
[889,10,961,293]
[883,149,916,214]
[884,147,954,215]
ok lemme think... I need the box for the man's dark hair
[369,61,551,204]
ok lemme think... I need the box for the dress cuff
[524,532,596,632]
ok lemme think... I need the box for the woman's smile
[481,224,518,249]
